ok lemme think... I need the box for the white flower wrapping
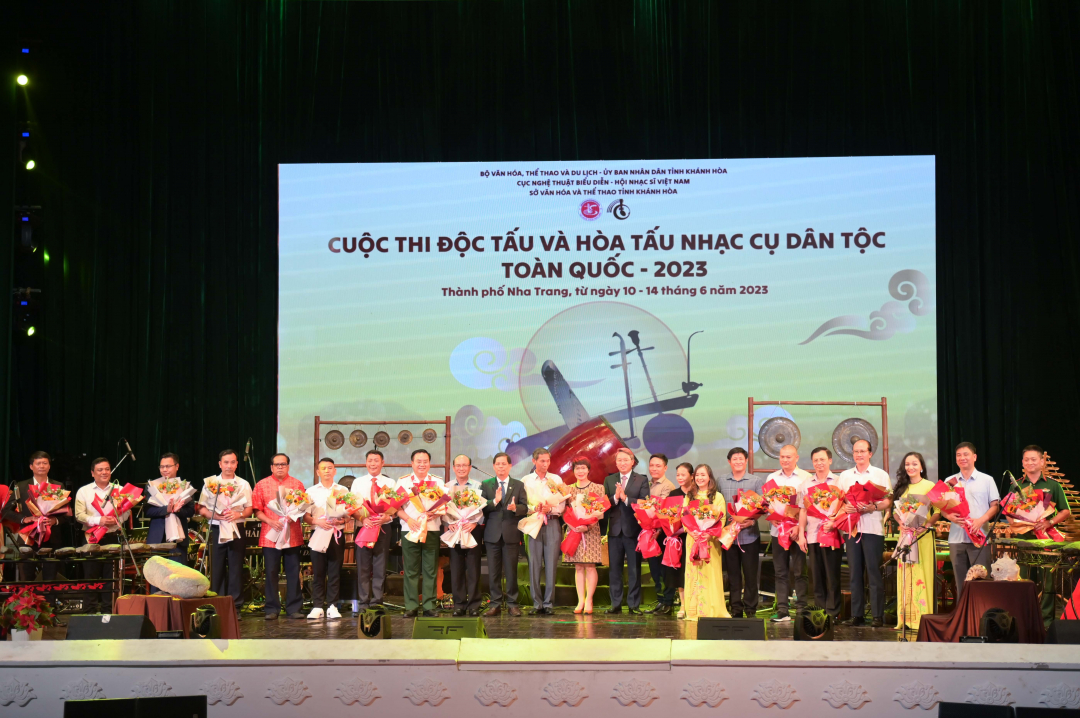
[308,489,353,553]
[892,495,931,564]
[441,492,488,548]
[266,488,313,549]
[197,482,250,544]
[517,480,571,539]
[147,478,198,542]
[402,489,449,543]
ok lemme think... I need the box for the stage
[3,628,1079,716]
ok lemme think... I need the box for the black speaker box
[793,611,834,641]
[696,617,766,640]
[1046,619,1080,644]
[1015,706,1080,717]
[66,614,157,640]
[64,695,206,718]
[937,702,1013,718]
[411,616,487,639]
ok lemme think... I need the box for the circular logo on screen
[579,198,602,221]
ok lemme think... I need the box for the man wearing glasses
[145,453,195,565]
[252,454,307,619]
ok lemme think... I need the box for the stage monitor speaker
[1015,707,1080,717]
[696,617,766,641]
[937,702,1013,718]
[980,607,1019,643]
[66,614,157,640]
[793,610,833,641]
[64,695,207,718]
[1046,619,1080,644]
[411,616,487,639]
[358,609,392,639]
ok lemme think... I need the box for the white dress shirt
[306,479,341,517]
[199,475,253,527]
[74,482,132,532]
[943,469,1000,544]
[837,465,894,536]
[765,467,812,537]
[352,473,395,503]
[444,477,486,525]
[521,472,566,516]
[799,472,840,544]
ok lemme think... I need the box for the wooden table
[917,579,1045,643]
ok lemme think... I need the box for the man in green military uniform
[1016,445,1072,626]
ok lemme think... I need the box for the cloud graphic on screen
[449,338,532,391]
[452,405,528,460]
[799,269,934,345]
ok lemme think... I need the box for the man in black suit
[144,453,196,565]
[480,452,528,617]
[603,447,650,614]
[2,451,70,582]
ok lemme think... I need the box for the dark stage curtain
[3,1,1078,489]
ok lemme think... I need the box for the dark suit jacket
[480,477,528,544]
[144,492,196,544]
[603,471,650,538]
[1,479,71,548]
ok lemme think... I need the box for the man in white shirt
[797,447,843,620]
[522,447,564,615]
[766,444,812,622]
[304,457,346,620]
[445,454,484,616]
[195,450,254,612]
[352,449,396,612]
[837,439,893,627]
[943,442,1000,599]
[74,457,132,611]
[397,449,443,618]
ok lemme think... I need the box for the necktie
[500,481,507,501]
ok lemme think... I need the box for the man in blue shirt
[716,447,767,618]
[943,442,1000,599]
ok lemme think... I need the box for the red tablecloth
[115,594,241,639]
[917,579,1045,643]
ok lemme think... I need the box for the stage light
[17,74,28,86]
[26,326,35,337]
[25,160,35,170]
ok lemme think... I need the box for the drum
[547,416,629,486]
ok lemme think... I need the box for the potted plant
[1,587,56,641]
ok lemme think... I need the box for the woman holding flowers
[563,458,602,614]
[893,451,938,630]
[682,464,731,620]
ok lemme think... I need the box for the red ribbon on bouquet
[681,503,726,564]
[18,515,52,546]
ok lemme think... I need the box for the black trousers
[356,528,390,609]
[723,539,761,616]
[19,531,64,582]
[772,539,808,615]
[82,534,119,609]
[808,543,843,618]
[310,534,345,609]
[209,526,246,610]
[846,533,885,620]
[263,545,303,616]
[485,539,520,606]
[449,542,483,612]
[647,553,677,606]
[608,533,642,609]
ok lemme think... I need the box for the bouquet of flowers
[720,489,767,550]
[357,483,410,548]
[146,477,197,542]
[402,482,451,543]
[18,483,71,547]
[86,484,143,544]
[927,479,985,547]
[1000,485,1065,541]
[441,486,488,548]
[892,493,932,563]
[265,487,313,550]
[657,496,686,567]
[803,483,845,549]
[560,491,611,557]
[309,486,362,553]
[681,499,726,564]
[198,478,250,544]
[518,477,572,539]
[834,480,891,539]
[761,480,801,550]
[632,496,663,559]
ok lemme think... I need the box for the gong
[373,431,390,448]
[349,430,368,448]
[422,428,438,443]
[758,417,801,459]
[324,430,345,450]
[398,430,413,445]
[831,418,878,463]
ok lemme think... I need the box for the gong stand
[313,416,452,481]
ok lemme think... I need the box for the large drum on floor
[547,416,629,486]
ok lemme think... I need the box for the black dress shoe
[605,606,623,614]
[529,607,545,615]
[871,617,884,628]
[264,613,279,620]
[729,611,743,619]
[628,607,643,615]
[508,605,523,617]
[452,608,467,617]
[404,608,418,618]
[483,605,501,617]
[654,604,673,616]
[287,612,306,619]
[844,616,865,627]
[422,610,439,618]
[468,609,481,617]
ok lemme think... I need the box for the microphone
[471,466,495,478]
[1003,470,1023,496]
[123,438,136,462]
[244,438,252,461]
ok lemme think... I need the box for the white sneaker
[326,605,341,620]
[306,607,324,620]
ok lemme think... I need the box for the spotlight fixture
[16,74,28,86]
[25,160,35,170]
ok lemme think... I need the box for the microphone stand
[243,440,256,487]
[195,480,222,576]
[107,479,141,608]
[883,523,937,642]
